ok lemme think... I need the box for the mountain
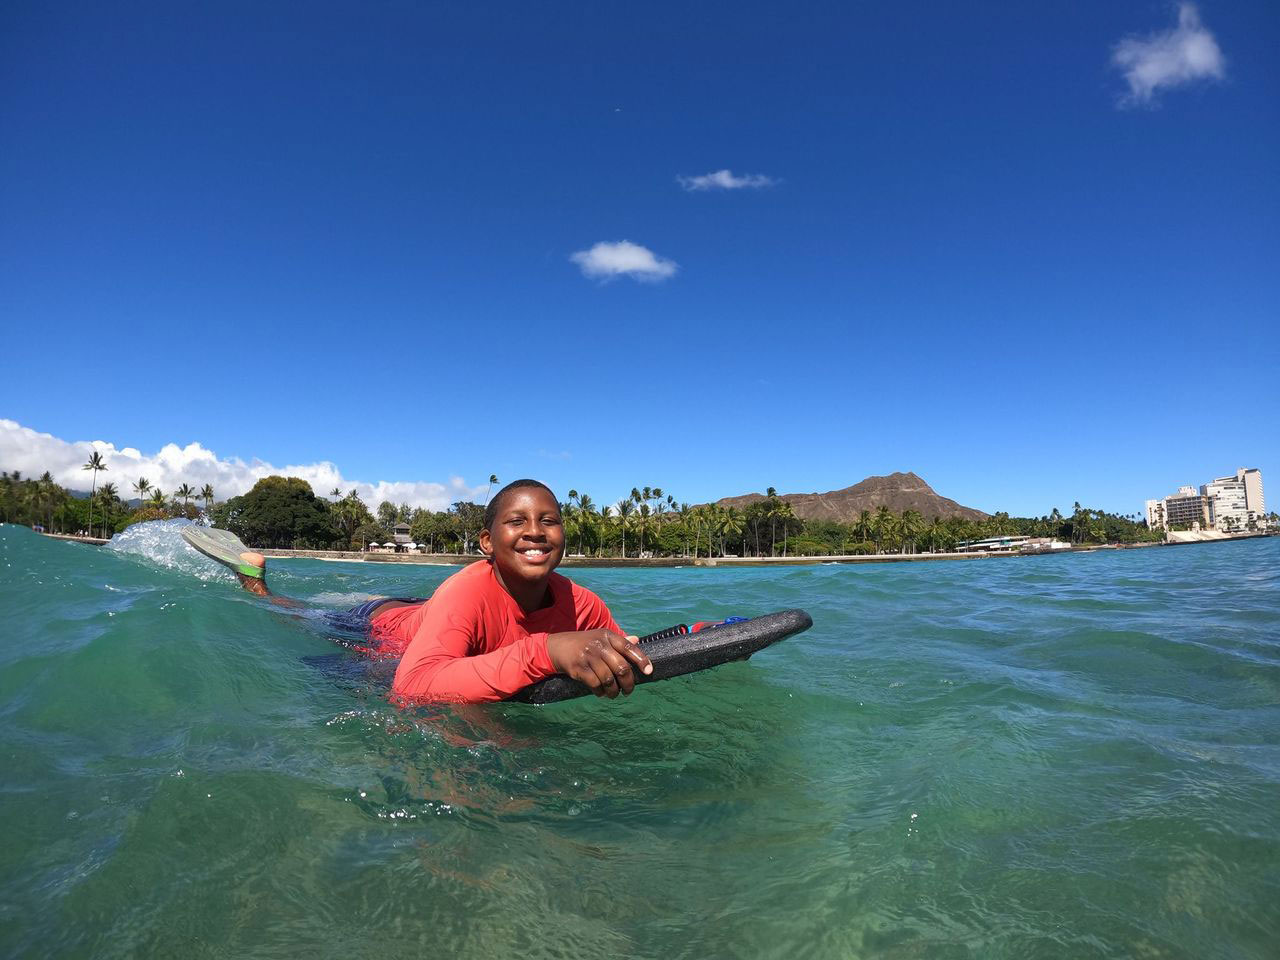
[716,472,988,523]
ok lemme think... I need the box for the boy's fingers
[618,635,653,675]
[599,647,636,695]
[587,659,619,698]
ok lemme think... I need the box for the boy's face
[479,487,566,585]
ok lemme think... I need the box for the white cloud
[677,169,777,191]
[569,240,678,282]
[0,418,485,510]
[1112,3,1225,107]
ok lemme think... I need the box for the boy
[225,479,651,704]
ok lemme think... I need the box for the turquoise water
[1,522,1277,959]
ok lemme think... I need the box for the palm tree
[615,498,635,557]
[637,503,651,555]
[900,510,924,554]
[97,482,119,536]
[82,451,107,537]
[677,502,692,556]
[776,501,798,556]
[330,487,342,501]
[596,504,612,555]
[872,505,893,554]
[562,500,579,552]
[149,488,166,508]
[688,505,704,558]
[36,472,57,531]
[926,516,944,553]
[483,474,499,507]
[133,477,151,511]
[576,494,595,555]
[175,483,196,509]
[722,506,745,556]
[765,487,779,555]
[854,509,873,546]
[704,503,724,556]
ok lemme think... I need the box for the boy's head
[480,480,565,586]
[483,479,559,531]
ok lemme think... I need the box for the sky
[2,1,1277,517]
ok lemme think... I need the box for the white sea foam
[106,518,233,582]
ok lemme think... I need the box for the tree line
[9,464,1274,554]
[0,457,211,538]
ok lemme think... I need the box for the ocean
[1,521,1277,959]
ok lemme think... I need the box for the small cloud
[569,240,678,282]
[1112,3,1225,107]
[537,449,572,461]
[677,169,777,191]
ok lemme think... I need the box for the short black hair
[483,479,559,530]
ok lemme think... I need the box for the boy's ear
[478,528,493,555]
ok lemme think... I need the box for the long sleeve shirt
[374,560,622,704]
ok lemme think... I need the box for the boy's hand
[546,630,653,699]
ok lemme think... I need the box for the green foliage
[121,506,173,528]
[0,468,1211,555]
[782,537,830,557]
[217,476,339,549]
[353,521,389,549]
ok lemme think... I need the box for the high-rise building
[1145,469,1265,532]
[1145,499,1165,529]
[1238,468,1264,516]
[1166,489,1209,529]
[1201,468,1265,531]
[1145,486,1207,531]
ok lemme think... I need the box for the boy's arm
[391,604,555,704]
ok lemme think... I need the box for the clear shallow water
[1,522,1277,960]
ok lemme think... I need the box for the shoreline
[34,529,1273,566]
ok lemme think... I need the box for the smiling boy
[371,479,652,704]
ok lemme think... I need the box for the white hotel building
[1146,468,1266,533]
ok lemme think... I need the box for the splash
[105,517,233,582]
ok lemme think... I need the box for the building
[1145,498,1166,530]
[1146,485,1208,531]
[953,535,1070,554]
[1145,468,1265,533]
[1165,487,1209,529]
[1202,468,1266,532]
[392,521,414,551]
[1239,467,1265,517]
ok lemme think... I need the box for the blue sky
[2,1,1277,516]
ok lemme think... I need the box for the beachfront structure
[1146,468,1265,532]
[1146,486,1208,531]
[953,535,1071,554]
[1168,487,1210,529]
[392,521,414,551]
[1202,468,1265,531]
[1240,467,1265,518]
[1144,498,1166,530]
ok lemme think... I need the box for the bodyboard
[508,608,812,704]
[181,525,264,579]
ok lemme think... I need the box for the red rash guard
[373,560,622,704]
